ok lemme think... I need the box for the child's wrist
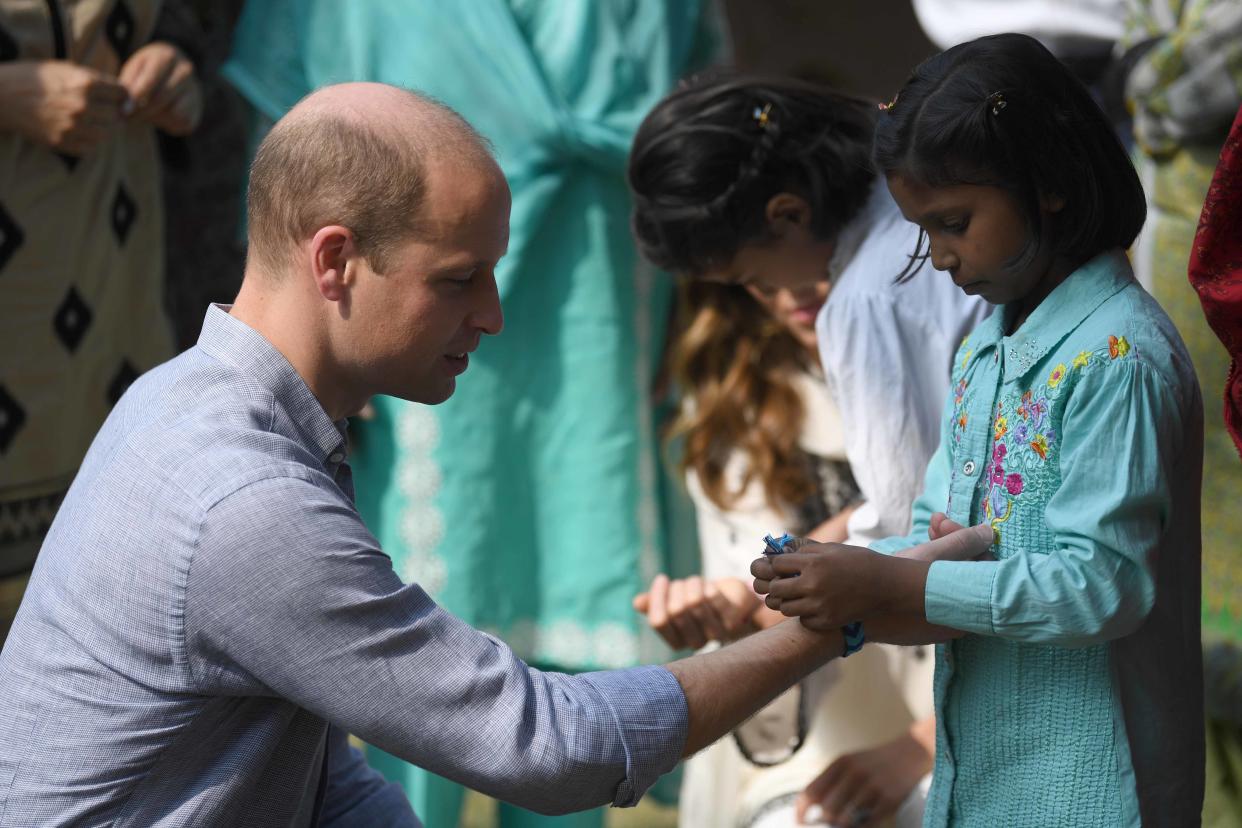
[874,555,932,618]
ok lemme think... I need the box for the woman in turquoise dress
[225,2,716,825]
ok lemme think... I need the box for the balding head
[245,82,497,278]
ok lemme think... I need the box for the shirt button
[329,452,344,464]
[963,460,977,476]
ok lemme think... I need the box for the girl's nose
[928,238,958,272]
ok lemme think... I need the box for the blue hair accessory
[762,532,796,556]
[841,621,865,657]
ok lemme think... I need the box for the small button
[328,452,344,464]
[963,460,977,476]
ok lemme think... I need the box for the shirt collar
[826,178,883,283]
[197,304,349,464]
[971,250,1134,383]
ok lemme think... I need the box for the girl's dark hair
[873,33,1146,278]
[628,72,876,275]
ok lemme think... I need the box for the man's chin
[398,379,456,406]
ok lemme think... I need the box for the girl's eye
[942,217,969,234]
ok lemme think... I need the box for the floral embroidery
[961,348,974,371]
[1048,363,1067,388]
[964,333,1133,548]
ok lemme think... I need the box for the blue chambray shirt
[0,305,688,827]
[874,251,1204,827]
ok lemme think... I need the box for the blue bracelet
[762,533,796,556]
[841,621,865,657]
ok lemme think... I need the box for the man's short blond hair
[245,88,491,276]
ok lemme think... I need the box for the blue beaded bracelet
[841,621,865,657]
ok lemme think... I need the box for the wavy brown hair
[664,280,818,514]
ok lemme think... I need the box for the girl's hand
[117,42,201,135]
[795,718,934,827]
[0,61,127,155]
[633,575,760,650]
[750,525,993,630]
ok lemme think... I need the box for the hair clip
[987,91,1008,116]
[878,93,899,112]
[752,103,772,130]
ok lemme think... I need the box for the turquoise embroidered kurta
[874,251,1204,827]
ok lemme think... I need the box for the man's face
[350,161,510,405]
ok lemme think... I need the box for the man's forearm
[665,620,841,756]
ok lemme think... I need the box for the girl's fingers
[750,556,776,580]
[914,523,993,561]
[774,597,820,618]
[767,551,815,576]
[647,574,670,630]
[837,785,884,828]
[667,579,705,649]
[764,575,805,600]
[801,760,849,823]
[817,768,857,825]
[632,591,649,613]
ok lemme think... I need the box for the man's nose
[471,272,504,335]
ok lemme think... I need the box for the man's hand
[118,42,201,135]
[0,61,127,155]
[750,523,993,630]
[796,718,934,827]
[633,575,760,650]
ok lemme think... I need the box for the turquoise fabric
[225,1,713,822]
[874,251,1204,826]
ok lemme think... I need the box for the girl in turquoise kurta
[752,34,1204,826]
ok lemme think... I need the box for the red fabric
[1189,104,1242,458]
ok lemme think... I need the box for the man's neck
[230,278,362,421]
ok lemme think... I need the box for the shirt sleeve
[923,359,1179,647]
[869,384,958,556]
[319,726,421,827]
[820,293,959,548]
[184,473,688,814]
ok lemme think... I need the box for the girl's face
[698,193,834,353]
[886,173,1063,308]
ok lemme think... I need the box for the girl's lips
[789,303,823,324]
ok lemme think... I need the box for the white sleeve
[819,291,983,548]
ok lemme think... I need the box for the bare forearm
[866,611,960,645]
[665,620,841,756]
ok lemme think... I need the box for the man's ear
[309,225,359,303]
[764,192,812,236]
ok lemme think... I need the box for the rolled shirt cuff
[924,559,1000,635]
[577,665,688,807]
